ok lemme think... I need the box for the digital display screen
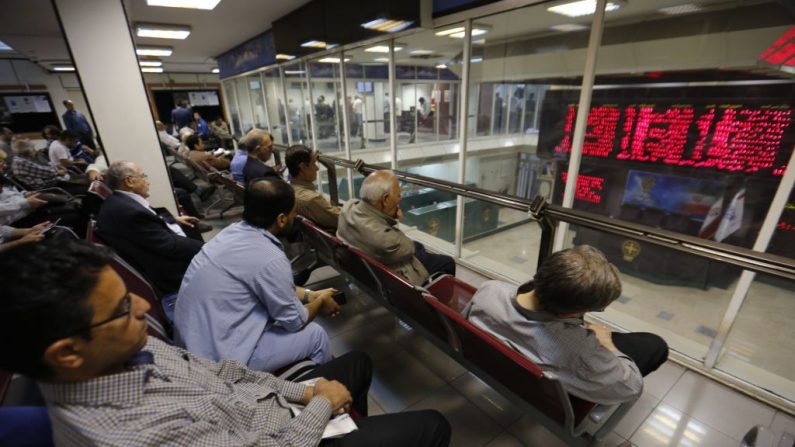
[539,90,795,177]
[357,81,373,93]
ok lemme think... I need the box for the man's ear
[276,212,288,229]
[43,338,85,371]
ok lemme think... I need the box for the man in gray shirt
[463,245,668,405]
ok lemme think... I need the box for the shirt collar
[291,179,317,191]
[116,190,155,214]
[38,365,153,408]
[512,296,583,324]
[240,221,283,250]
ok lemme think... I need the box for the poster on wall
[32,95,52,113]
[189,91,220,106]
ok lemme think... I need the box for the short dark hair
[0,240,113,378]
[42,125,61,139]
[243,178,295,229]
[185,134,201,151]
[60,129,79,141]
[529,245,621,315]
[285,144,313,178]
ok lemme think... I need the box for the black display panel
[0,93,60,133]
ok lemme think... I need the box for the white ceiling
[0,0,312,73]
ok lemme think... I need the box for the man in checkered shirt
[0,240,451,447]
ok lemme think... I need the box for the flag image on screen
[622,170,725,219]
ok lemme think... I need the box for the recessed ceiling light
[141,67,164,73]
[410,49,434,55]
[136,46,173,56]
[211,68,219,73]
[550,23,588,32]
[365,45,403,53]
[361,18,414,33]
[658,4,703,15]
[52,65,75,72]
[284,70,305,75]
[374,57,390,63]
[136,23,191,40]
[547,0,623,18]
[146,0,222,10]
[0,40,12,51]
[276,54,296,61]
[470,56,483,63]
[301,40,327,49]
[435,64,447,69]
[139,60,163,67]
[318,57,350,64]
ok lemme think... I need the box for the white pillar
[53,0,177,212]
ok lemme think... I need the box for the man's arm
[308,193,341,230]
[377,226,416,264]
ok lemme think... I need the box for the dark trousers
[302,351,451,447]
[413,241,456,278]
[612,332,669,376]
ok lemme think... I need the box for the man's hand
[175,215,200,228]
[313,378,352,414]
[17,230,45,245]
[395,207,404,221]
[310,288,340,316]
[586,323,618,351]
[25,193,47,208]
[56,165,68,176]
[308,288,336,302]
[30,222,51,233]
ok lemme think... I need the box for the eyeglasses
[126,172,148,181]
[88,293,132,329]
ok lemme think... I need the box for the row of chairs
[298,217,636,446]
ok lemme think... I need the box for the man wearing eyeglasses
[96,161,204,317]
[0,240,451,447]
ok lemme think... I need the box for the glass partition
[283,61,312,147]
[247,74,267,130]
[223,81,242,137]
[262,68,288,145]
[308,59,346,154]
[233,77,254,134]
[344,42,392,153]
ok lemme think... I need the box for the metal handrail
[311,152,795,282]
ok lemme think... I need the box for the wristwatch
[302,288,312,304]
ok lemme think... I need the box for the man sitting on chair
[286,144,340,231]
[463,245,669,405]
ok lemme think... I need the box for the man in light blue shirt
[175,178,340,372]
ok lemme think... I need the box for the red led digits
[561,172,605,204]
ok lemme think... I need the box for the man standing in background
[62,100,95,149]
[170,99,193,135]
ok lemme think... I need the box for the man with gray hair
[337,170,455,286]
[231,128,279,184]
[463,245,668,405]
[97,161,203,319]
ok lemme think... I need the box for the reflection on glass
[717,272,795,402]
[308,60,345,154]
[262,69,288,145]
[234,77,254,134]
[283,61,312,147]
[247,74,266,130]
[345,43,392,152]
[223,81,241,137]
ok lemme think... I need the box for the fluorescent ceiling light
[449,28,488,38]
[437,25,490,39]
[136,23,191,40]
[52,65,75,72]
[146,0,221,10]
[276,53,296,61]
[435,64,447,69]
[658,4,703,15]
[436,26,465,37]
[374,57,390,63]
[365,45,403,53]
[550,23,588,32]
[547,0,623,18]
[212,68,220,73]
[318,57,350,64]
[470,56,483,63]
[141,67,164,73]
[301,40,327,48]
[136,46,173,56]
[410,49,434,55]
[0,40,12,51]
[326,43,339,49]
[361,18,414,33]
[284,70,305,75]
[138,60,163,67]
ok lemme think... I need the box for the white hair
[178,127,195,142]
[105,161,138,190]
[12,139,36,157]
[360,170,397,205]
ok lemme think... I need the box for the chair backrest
[215,172,245,202]
[299,218,340,268]
[87,180,112,200]
[425,297,595,429]
[339,245,383,300]
[426,274,477,314]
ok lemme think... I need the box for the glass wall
[344,42,392,153]
[262,68,288,145]
[282,61,313,148]
[247,74,267,130]
[307,59,346,154]
[223,81,241,137]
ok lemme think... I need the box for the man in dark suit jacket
[97,161,203,309]
[242,129,281,186]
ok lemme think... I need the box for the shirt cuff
[281,380,310,403]
[301,397,334,430]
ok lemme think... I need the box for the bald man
[241,129,280,185]
[337,170,455,286]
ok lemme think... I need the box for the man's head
[12,139,36,160]
[193,111,202,121]
[360,170,401,219]
[523,245,621,316]
[185,134,203,152]
[419,97,426,104]
[63,100,75,111]
[241,129,273,162]
[177,99,187,108]
[178,127,195,143]
[1,127,12,142]
[105,161,150,198]
[42,125,61,141]
[0,240,151,381]
[285,144,318,181]
[59,129,79,147]
[243,178,296,235]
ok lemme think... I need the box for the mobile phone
[42,218,61,233]
[332,290,347,305]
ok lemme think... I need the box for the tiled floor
[200,206,794,447]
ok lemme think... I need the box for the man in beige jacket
[337,170,455,286]
[286,145,340,231]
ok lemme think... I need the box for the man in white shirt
[48,129,86,169]
[156,121,180,152]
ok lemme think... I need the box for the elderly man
[463,245,669,405]
[184,134,230,170]
[10,139,88,195]
[177,178,337,372]
[97,161,203,310]
[156,120,180,152]
[234,128,280,185]
[209,116,234,149]
[0,239,451,447]
[286,144,340,231]
[62,99,95,149]
[337,170,455,286]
